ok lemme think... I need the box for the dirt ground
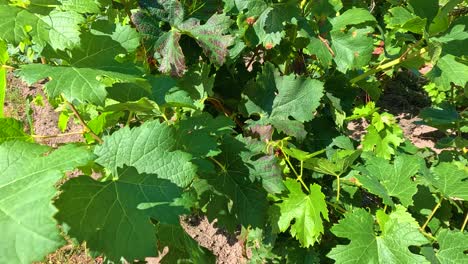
[3,70,442,263]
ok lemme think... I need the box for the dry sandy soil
[4,70,442,263]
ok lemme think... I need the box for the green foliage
[273,179,329,247]
[0,141,93,264]
[328,206,429,264]
[0,0,467,263]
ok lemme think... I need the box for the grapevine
[0,0,467,263]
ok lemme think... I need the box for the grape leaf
[435,229,468,264]
[155,30,186,76]
[253,2,301,47]
[304,149,361,177]
[176,112,234,158]
[331,27,375,73]
[40,10,84,50]
[386,6,426,34]
[307,0,342,18]
[0,2,48,45]
[426,54,468,92]
[305,37,333,67]
[238,136,286,194]
[18,32,142,105]
[0,141,93,264]
[133,2,232,76]
[408,0,439,25]
[139,0,184,24]
[55,167,188,262]
[180,14,234,66]
[0,118,32,143]
[95,120,196,188]
[327,8,376,73]
[270,75,325,122]
[357,154,422,207]
[330,8,376,31]
[234,0,268,17]
[204,136,269,228]
[274,179,329,247]
[425,162,468,201]
[362,123,404,160]
[59,0,103,14]
[242,62,324,126]
[328,206,429,264]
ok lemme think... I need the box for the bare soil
[348,70,446,153]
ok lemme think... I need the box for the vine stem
[326,201,346,214]
[421,198,443,231]
[65,100,103,144]
[461,211,468,232]
[32,131,83,139]
[126,111,134,127]
[350,47,427,84]
[336,175,341,202]
[209,157,225,171]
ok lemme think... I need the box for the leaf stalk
[65,100,103,144]
[420,198,443,231]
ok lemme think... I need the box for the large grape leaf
[0,141,93,264]
[55,167,188,262]
[155,30,186,76]
[95,120,196,188]
[426,54,468,92]
[270,75,325,122]
[180,14,234,66]
[18,32,142,105]
[0,118,33,143]
[425,162,468,201]
[204,136,269,228]
[176,112,234,158]
[253,2,301,47]
[408,0,439,25]
[0,1,84,50]
[241,62,324,135]
[133,1,233,76]
[329,8,376,73]
[435,229,468,264]
[386,6,427,34]
[357,154,422,207]
[0,1,48,45]
[328,206,429,264]
[40,10,83,50]
[273,179,329,247]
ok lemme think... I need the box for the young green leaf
[274,179,329,247]
[328,207,429,264]
[357,154,422,207]
[425,162,468,201]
